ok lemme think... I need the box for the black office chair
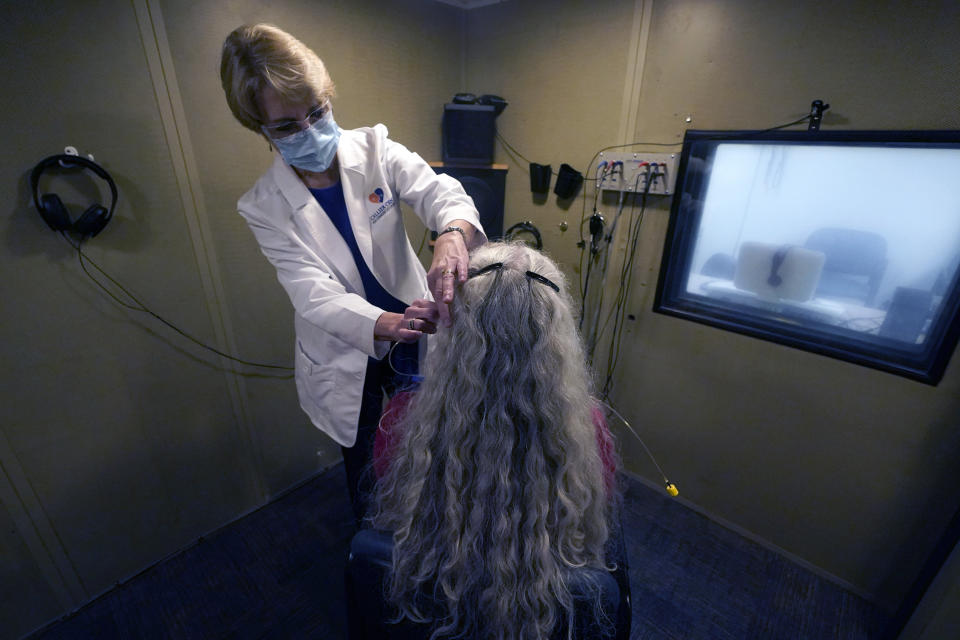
[345,528,631,640]
[700,252,737,279]
[804,227,888,306]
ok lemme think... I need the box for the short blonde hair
[220,23,336,133]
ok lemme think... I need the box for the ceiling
[430,0,508,9]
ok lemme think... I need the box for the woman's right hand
[374,299,439,343]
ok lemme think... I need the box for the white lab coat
[237,124,485,447]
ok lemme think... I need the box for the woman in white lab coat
[220,23,485,522]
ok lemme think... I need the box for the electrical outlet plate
[597,151,680,195]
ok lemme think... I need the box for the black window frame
[653,129,960,385]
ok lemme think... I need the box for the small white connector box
[597,151,680,195]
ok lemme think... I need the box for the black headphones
[505,221,543,250]
[31,154,118,238]
[767,245,793,287]
[450,92,508,117]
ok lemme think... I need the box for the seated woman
[370,241,624,640]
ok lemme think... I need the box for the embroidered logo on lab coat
[368,187,395,224]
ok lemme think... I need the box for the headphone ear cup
[39,193,71,231]
[74,204,109,237]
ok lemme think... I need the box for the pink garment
[374,391,617,492]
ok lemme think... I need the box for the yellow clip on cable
[603,400,680,498]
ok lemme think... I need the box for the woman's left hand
[374,299,439,343]
[427,223,473,327]
[404,298,439,335]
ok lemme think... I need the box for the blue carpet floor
[27,464,890,639]
[619,478,889,639]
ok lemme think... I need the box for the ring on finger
[441,269,454,276]
[408,319,416,330]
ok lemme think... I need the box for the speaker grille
[442,104,496,164]
[433,165,506,239]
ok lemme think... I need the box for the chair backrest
[345,529,625,640]
[804,227,888,305]
[700,252,737,279]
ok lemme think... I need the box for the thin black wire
[504,113,816,346]
[578,140,680,299]
[601,183,653,397]
[416,226,430,257]
[586,189,626,356]
[579,163,616,331]
[601,399,671,484]
[496,131,624,184]
[608,198,648,379]
[580,249,598,333]
[579,112,819,388]
[586,172,640,360]
[495,131,533,165]
[592,179,645,357]
[576,112,815,296]
[65,233,294,371]
[578,163,614,301]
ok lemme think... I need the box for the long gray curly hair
[372,241,613,640]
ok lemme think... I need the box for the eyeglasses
[261,104,328,141]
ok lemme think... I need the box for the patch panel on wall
[597,152,680,195]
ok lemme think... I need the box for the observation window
[654,130,960,384]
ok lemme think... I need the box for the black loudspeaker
[442,103,496,165]
[879,287,934,343]
[31,154,118,238]
[432,164,506,240]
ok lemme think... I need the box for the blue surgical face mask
[271,110,341,173]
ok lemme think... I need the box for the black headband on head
[467,262,560,293]
[467,262,504,279]
[524,270,560,293]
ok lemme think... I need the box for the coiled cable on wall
[63,232,294,373]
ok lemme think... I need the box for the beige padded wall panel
[464,0,960,611]
[614,0,960,610]
[1,0,260,632]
